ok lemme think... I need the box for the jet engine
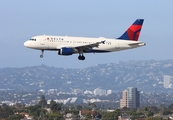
[58,47,73,55]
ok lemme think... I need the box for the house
[79,110,95,118]
[15,112,33,120]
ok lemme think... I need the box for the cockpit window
[29,39,36,41]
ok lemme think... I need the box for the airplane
[24,19,146,60]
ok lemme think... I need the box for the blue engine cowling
[58,47,73,55]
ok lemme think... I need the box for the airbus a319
[24,19,146,60]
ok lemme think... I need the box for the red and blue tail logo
[118,19,144,41]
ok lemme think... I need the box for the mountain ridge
[0,59,173,93]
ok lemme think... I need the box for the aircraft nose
[24,41,27,47]
[24,41,29,47]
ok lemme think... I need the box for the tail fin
[117,19,144,41]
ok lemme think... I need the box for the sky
[0,0,173,68]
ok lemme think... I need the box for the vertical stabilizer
[118,19,144,41]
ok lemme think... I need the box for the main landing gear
[40,50,44,58]
[78,52,85,60]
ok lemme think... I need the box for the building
[107,90,112,95]
[120,90,127,108]
[93,88,106,96]
[164,75,171,88]
[127,87,140,109]
[79,110,95,119]
[48,89,57,95]
[120,87,140,109]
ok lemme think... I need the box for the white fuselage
[24,35,145,54]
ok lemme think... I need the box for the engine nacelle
[58,47,73,55]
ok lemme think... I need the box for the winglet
[117,19,144,41]
[101,40,106,44]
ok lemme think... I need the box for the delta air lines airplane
[24,19,146,60]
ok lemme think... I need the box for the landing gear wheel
[78,51,85,60]
[40,55,43,58]
[78,56,81,60]
[78,55,85,60]
[40,50,44,58]
[81,56,85,60]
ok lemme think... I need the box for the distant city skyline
[1,1,173,68]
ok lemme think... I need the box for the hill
[0,60,173,92]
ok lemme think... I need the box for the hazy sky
[1,1,173,68]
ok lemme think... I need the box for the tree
[162,110,172,115]
[7,114,23,120]
[145,116,163,120]
[68,103,74,110]
[47,113,62,120]
[0,104,14,119]
[102,109,121,120]
[88,102,97,111]
[76,105,83,111]
[160,104,166,112]
[50,100,62,113]
[121,107,130,111]
[146,111,154,117]
[27,105,42,119]
[130,112,144,120]
[86,112,92,119]
[148,106,159,113]
[38,95,47,108]
[70,110,79,115]
[145,107,149,111]
[168,104,173,110]
[14,103,23,111]
[95,112,102,119]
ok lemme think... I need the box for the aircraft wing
[74,41,105,52]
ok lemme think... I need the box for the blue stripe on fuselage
[43,49,110,53]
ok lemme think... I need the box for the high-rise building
[164,75,171,88]
[127,87,140,109]
[120,90,127,108]
[120,87,140,109]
